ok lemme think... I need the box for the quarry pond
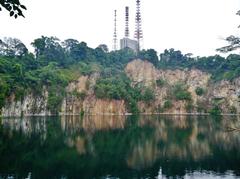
[0,115,240,179]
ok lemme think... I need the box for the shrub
[186,102,194,113]
[209,105,222,116]
[173,83,192,101]
[72,90,87,100]
[94,74,143,113]
[229,106,237,114]
[163,100,172,109]
[195,87,205,96]
[47,86,65,114]
[142,88,155,102]
[156,78,166,87]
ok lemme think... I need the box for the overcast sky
[0,0,239,56]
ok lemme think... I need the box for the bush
[173,84,192,101]
[195,87,205,96]
[72,90,87,100]
[163,100,172,109]
[186,102,194,113]
[141,88,155,102]
[229,106,237,114]
[47,86,65,114]
[156,78,166,87]
[209,105,222,116]
[94,74,142,113]
[0,79,9,108]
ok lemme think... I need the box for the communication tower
[134,0,143,53]
[125,6,130,38]
[113,10,118,51]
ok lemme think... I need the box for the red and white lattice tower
[134,0,143,53]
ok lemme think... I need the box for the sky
[0,0,239,56]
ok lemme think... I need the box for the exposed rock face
[208,79,240,114]
[125,59,158,87]
[2,59,240,117]
[61,73,127,115]
[125,59,240,114]
[2,89,50,117]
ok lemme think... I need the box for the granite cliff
[2,59,240,117]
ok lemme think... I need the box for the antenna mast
[134,0,143,54]
[125,6,129,38]
[113,10,118,51]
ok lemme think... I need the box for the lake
[0,115,240,179]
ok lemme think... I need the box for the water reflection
[0,115,240,178]
[1,117,47,141]
[61,115,126,134]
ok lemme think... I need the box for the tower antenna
[134,0,143,54]
[125,6,130,38]
[113,10,118,51]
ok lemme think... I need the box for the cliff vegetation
[0,37,240,116]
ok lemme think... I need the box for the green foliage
[163,100,172,109]
[159,48,189,69]
[209,105,222,116]
[173,84,192,101]
[80,109,85,117]
[1,35,240,115]
[159,49,240,81]
[0,78,8,108]
[72,90,87,100]
[78,62,100,76]
[47,86,65,114]
[229,106,237,114]
[127,98,139,114]
[156,78,166,87]
[195,87,205,96]
[186,102,194,113]
[94,74,142,114]
[139,49,159,66]
[141,88,155,102]
[95,74,132,100]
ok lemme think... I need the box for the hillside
[1,37,240,117]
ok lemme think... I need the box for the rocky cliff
[125,59,240,114]
[2,59,240,117]
[2,88,50,117]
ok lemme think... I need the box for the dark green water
[0,115,240,179]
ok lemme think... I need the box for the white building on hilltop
[120,38,138,53]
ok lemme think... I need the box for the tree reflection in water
[0,115,240,179]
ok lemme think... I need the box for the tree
[31,36,65,66]
[62,40,91,62]
[139,49,159,66]
[97,44,109,53]
[0,37,28,57]
[0,0,26,18]
[217,11,240,53]
[62,39,79,53]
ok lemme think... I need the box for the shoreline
[1,112,240,118]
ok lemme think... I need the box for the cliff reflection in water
[0,115,240,178]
